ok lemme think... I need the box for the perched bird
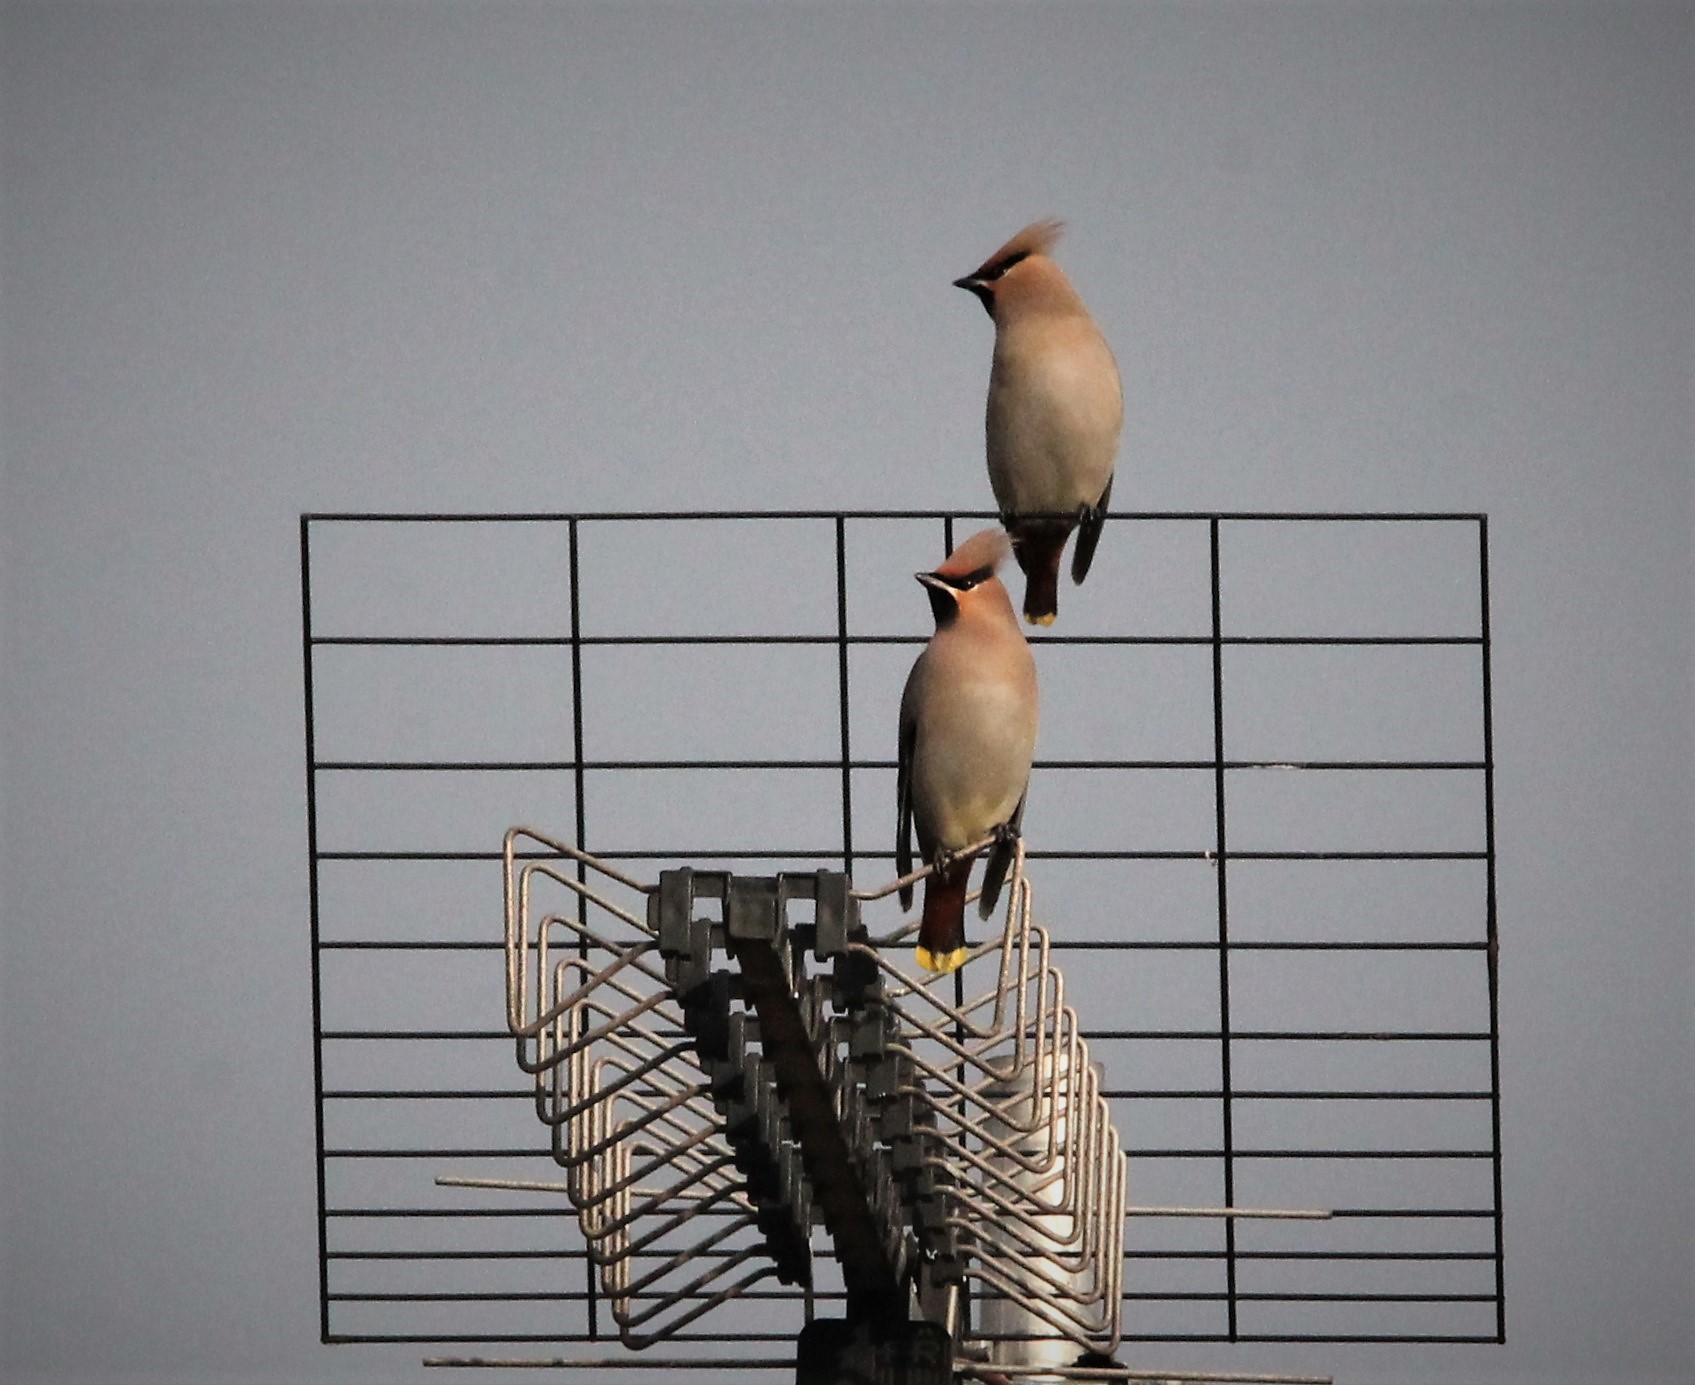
[897,529,1040,975]
[954,219,1123,625]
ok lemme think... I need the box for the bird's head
[915,528,1015,627]
[952,218,1069,319]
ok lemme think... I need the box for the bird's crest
[971,218,1065,278]
[934,528,1013,581]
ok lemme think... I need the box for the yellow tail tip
[1025,611,1057,626]
[915,945,970,975]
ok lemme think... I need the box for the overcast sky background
[2,3,1691,1384]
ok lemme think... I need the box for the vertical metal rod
[953,941,967,1339]
[569,517,591,936]
[942,513,967,1325]
[1478,515,1506,1342]
[299,516,331,1342]
[567,517,598,1341]
[835,516,854,876]
[1209,517,1239,1339]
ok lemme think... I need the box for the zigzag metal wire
[851,845,1127,1355]
[499,828,776,1347]
[498,824,1126,1357]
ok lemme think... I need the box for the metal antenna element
[499,831,778,1346]
[497,825,1130,1365]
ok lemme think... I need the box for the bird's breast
[986,321,1122,516]
[909,667,1038,856]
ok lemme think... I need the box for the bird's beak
[952,275,995,316]
[915,569,958,624]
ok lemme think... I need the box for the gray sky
[2,3,1690,1383]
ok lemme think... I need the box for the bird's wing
[976,790,1027,920]
[1070,470,1114,585]
[896,714,917,910]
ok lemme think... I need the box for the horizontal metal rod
[321,940,503,951]
[316,848,1490,862]
[322,1085,1492,1102]
[311,632,1482,648]
[337,1332,799,1344]
[322,1145,1493,1163]
[1087,1030,1493,1042]
[316,1025,1493,1043]
[422,1357,795,1370]
[1121,1249,1498,1261]
[324,1087,530,1098]
[321,1246,1498,1263]
[321,1029,511,1041]
[323,1148,587,1159]
[1078,940,1490,952]
[1107,1089,1493,1101]
[318,937,1492,954]
[1329,1206,1498,1217]
[1239,1292,1496,1303]
[1110,1149,1496,1161]
[312,757,1487,772]
[1126,1335,1504,1345]
[324,1206,577,1219]
[588,1287,1492,1308]
[346,1289,851,1305]
[304,508,1485,523]
[434,1176,573,1195]
[959,1367,1332,1385]
[335,1291,594,1303]
[328,1249,583,1260]
[327,1330,1499,1346]
[327,1242,782,1258]
[326,1203,770,1221]
[1126,1206,1331,1219]
[332,1287,1497,1307]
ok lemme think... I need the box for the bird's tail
[1010,523,1069,626]
[915,861,971,975]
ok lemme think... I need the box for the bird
[953,219,1123,625]
[896,528,1040,975]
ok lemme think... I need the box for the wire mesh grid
[300,509,1504,1356]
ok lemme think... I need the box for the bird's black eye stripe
[979,250,1030,282]
[939,564,996,592]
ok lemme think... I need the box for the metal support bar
[716,872,909,1310]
